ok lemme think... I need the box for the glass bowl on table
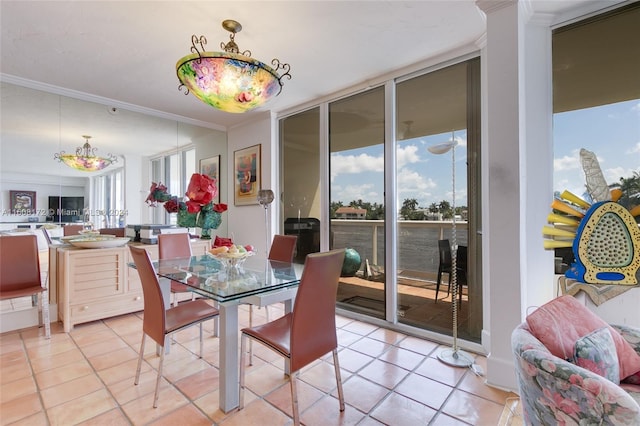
[206,249,255,273]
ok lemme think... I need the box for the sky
[331,131,468,209]
[330,99,639,210]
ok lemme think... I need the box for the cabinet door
[127,244,158,292]
[191,240,211,255]
[67,249,125,302]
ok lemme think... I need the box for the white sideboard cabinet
[53,240,210,332]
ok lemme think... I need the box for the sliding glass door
[329,87,386,319]
[395,59,481,341]
[279,57,482,342]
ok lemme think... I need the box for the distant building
[335,206,367,220]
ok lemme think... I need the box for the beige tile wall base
[0,303,58,334]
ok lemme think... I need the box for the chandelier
[176,19,291,113]
[54,135,117,172]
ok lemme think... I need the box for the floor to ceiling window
[150,147,195,225]
[93,168,124,229]
[280,58,482,342]
[329,87,386,319]
[395,58,482,342]
[552,2,640,270]
[280,107,321,263]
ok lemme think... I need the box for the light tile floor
[1,303,518,425]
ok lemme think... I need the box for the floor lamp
[428,132,473,368]
[257,189,275,255]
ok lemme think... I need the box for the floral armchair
[512,322,640,425]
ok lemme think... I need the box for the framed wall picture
[9,190,36,214]
[234,144,261,206]
[199,155,221,204]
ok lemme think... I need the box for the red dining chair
[129,245,219,408]
[63,224,84,236]
[158,233,194,307]
[247,234,297,364]
[0,234,51,339]
[99,228,125,237]
[268,234,298,263]
[239,249,346,425]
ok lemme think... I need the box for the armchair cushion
[512,323,640,425]
[526,295,640,380]
[573,327,620,384]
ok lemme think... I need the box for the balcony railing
[331,219,468,281]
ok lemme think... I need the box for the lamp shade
[54,135,116,172]
[257,189,275,206]
[56,153,115,172]
[176,20,291,114]
[176,52,283,113]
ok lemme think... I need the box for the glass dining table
[143,254,303,413]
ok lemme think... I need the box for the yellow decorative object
[568,201,640,284]
[560,190,591,209]
[547,213,580,227]
[543,240,574,249]
[542,149,639,285]
[542,226,576,238]
[610,188,623,202]
[551,199,585,218]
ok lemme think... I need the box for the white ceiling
[0,1,597,177]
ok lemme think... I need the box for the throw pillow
[526,295,640,381]
[573,327,620,384]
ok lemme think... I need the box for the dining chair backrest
[41,227,53,245]
[0,234,41,295]
[438,239,452,268]
[268,234,297,263]
[289,248,345,372]
[63,224,84,236]
[158,233,192,260]
[99,228,125,237]
[129,246,166,346]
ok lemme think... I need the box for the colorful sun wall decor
[543,149,640,285]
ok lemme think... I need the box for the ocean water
[331,222,469,275]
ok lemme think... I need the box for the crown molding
[0,74,226,132]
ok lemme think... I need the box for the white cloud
[554,153,580,171]
[605,166,639,185]
[333,183,377,203]
[396,144,421,168]
[330,152,383,181]
[626,142,640,154]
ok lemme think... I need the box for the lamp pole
[428,132,473,368]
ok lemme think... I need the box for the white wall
[226,112,276,255]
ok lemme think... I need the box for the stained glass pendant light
[176,19,291,113]
[54,135,117,172]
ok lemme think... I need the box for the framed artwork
[10,190,36,214]
[234,144,261,206]
[199,155,221,204]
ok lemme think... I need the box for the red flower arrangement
[146,173,227,238]
[146,173,227,215]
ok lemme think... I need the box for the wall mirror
[1,82,224,228]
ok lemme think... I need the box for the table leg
[219,303,239,413]
[157,278,172,356]
[284,298,295,375]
